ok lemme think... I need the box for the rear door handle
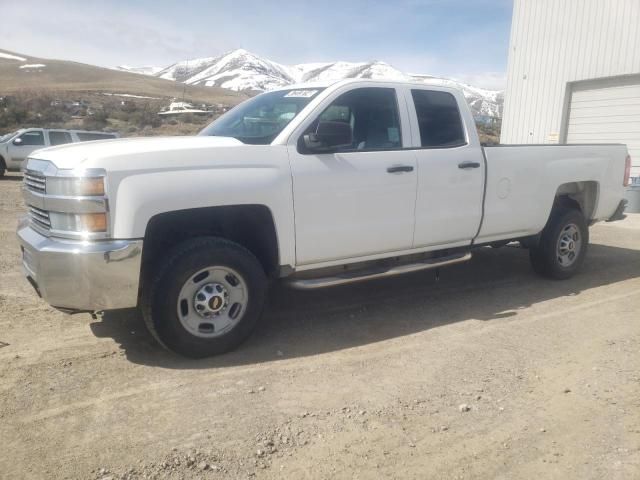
[458,161,481,169]
[387,165,414,173]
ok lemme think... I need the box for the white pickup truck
[17,79,631,357]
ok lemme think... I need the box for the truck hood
[29,135,245,170]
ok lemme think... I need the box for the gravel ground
[1,172,639,479]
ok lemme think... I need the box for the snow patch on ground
[19,64,46,69]
[101,92,160,99]
[115,65,164,76]
[0,52,26,61]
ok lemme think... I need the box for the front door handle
[458,161,481,169]
[387,165,414,173]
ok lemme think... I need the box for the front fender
[110,165,295,267]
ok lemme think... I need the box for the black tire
[529,206,588,280]
[142,237,267,358]
[0,157,6,178]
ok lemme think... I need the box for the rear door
[47,130,73,146]
[406,88,485,248]
[288,86,418,265]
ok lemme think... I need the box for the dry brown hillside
[0,49,250,136]
[0,49,246,105]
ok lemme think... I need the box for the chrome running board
[287,252,472,290]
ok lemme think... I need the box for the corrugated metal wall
[500,0,640,144]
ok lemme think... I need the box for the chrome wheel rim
[177,266,248,338]
[556,223,582,267]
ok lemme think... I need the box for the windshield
[199,88,324,145]
[0,130,20,143]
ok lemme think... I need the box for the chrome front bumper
[17,218,143,312]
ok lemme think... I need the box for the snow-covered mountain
[126,49,503,117]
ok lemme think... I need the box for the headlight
[49,212,108,234]
[46,176,105,196]
[23,163,110,239]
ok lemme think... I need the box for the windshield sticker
[284,90,319,98]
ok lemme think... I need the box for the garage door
[566,75,640,179]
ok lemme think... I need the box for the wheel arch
[554,180,599,221]
[141,204,280,282]
[521,181,597,248]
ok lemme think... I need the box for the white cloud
[1,0,201,67]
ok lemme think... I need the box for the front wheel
[529,207,588,280]
[142,237,267,358]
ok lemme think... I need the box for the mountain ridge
[118,49,503,118]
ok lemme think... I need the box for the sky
[1,0,513,90]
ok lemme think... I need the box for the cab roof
[271,77,462,95]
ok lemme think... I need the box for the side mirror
[12,137,23,146]
[303,121,352,152]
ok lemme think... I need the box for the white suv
[0,128,119,176]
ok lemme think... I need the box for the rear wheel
[529,206,588,279]
[0,157,6,178]
[142,237,267,358]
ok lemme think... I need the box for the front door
[288,86,418,266]
[8,130,46,164]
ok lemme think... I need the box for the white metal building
[501,0,640,183]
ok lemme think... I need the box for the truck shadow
[91,243,640,369]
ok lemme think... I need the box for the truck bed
[476,143,629,244]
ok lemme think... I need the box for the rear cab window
[411,90,466,148]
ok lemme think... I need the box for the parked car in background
[0,128,119,176]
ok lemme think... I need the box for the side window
[17,131,45,146]
[411,90,466,148]
[49,131,73,146]
[307,87,402,151]
[319,105,352,123]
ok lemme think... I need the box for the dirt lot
[1,172,639,479]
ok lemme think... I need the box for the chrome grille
[28,205,51,231]
[24,170,46,193]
